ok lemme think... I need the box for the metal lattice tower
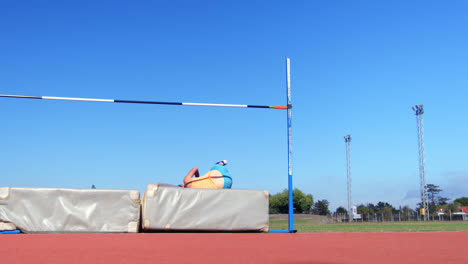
[412,104,429,221]
[344,134,353,222]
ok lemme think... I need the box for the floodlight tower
[344,134,353,222]
[412,104,429,221]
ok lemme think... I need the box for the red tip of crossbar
[274,106,289,109]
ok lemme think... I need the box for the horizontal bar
[115,99,181,105]
[0,94,288,110]
[0,94,41,99]
[248,105,271,109]
[43,96,114,103]
[182,102,247,108]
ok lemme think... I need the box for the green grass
[270,219,468,233]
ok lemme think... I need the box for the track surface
[2,232,467,263]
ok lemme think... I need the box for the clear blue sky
[1,0,467,211]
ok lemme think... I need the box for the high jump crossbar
[0,58,295,233]
[0,94,290,109]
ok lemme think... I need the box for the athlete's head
[216,160,228,166]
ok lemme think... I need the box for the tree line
[269,184,468,217]
[269,188,330,215]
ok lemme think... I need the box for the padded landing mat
[142,184,269,232]
[0,187,140,233]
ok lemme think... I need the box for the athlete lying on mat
[183,160,232,189]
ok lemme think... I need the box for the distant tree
[425,184,449,215]
[426,184,442,205]
[401,206,414,220]
[335,206,347,215]
[269,190,288,214]
[293,189,314,214]
[454,197,468,206]
[312,200,331,215]
[366,203,376,215]
[438,197,450,205]
[375,202,392,212]
[269,189,313,214]
[356,204,369,217]
[381,207,394,220]
[374,201,395,220]
[450,202,462,213]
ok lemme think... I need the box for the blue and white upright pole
[268,58,295,234]
[286,58,295,233]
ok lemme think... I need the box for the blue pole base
[0,230,20,234]
[268,229,297,233]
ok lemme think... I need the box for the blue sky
[1,1,467,211]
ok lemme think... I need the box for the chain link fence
[329,210,466,223]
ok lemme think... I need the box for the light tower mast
[412,104,429,221]
[344,134,353,222]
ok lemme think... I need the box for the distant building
[453,206,468,221]
[436,208,446,216]
[352,206,362,220]
[460,206,468,214]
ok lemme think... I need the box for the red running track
[2,232,467,264]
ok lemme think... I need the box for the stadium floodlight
[344,134,353,222]
[412,104,429,221]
